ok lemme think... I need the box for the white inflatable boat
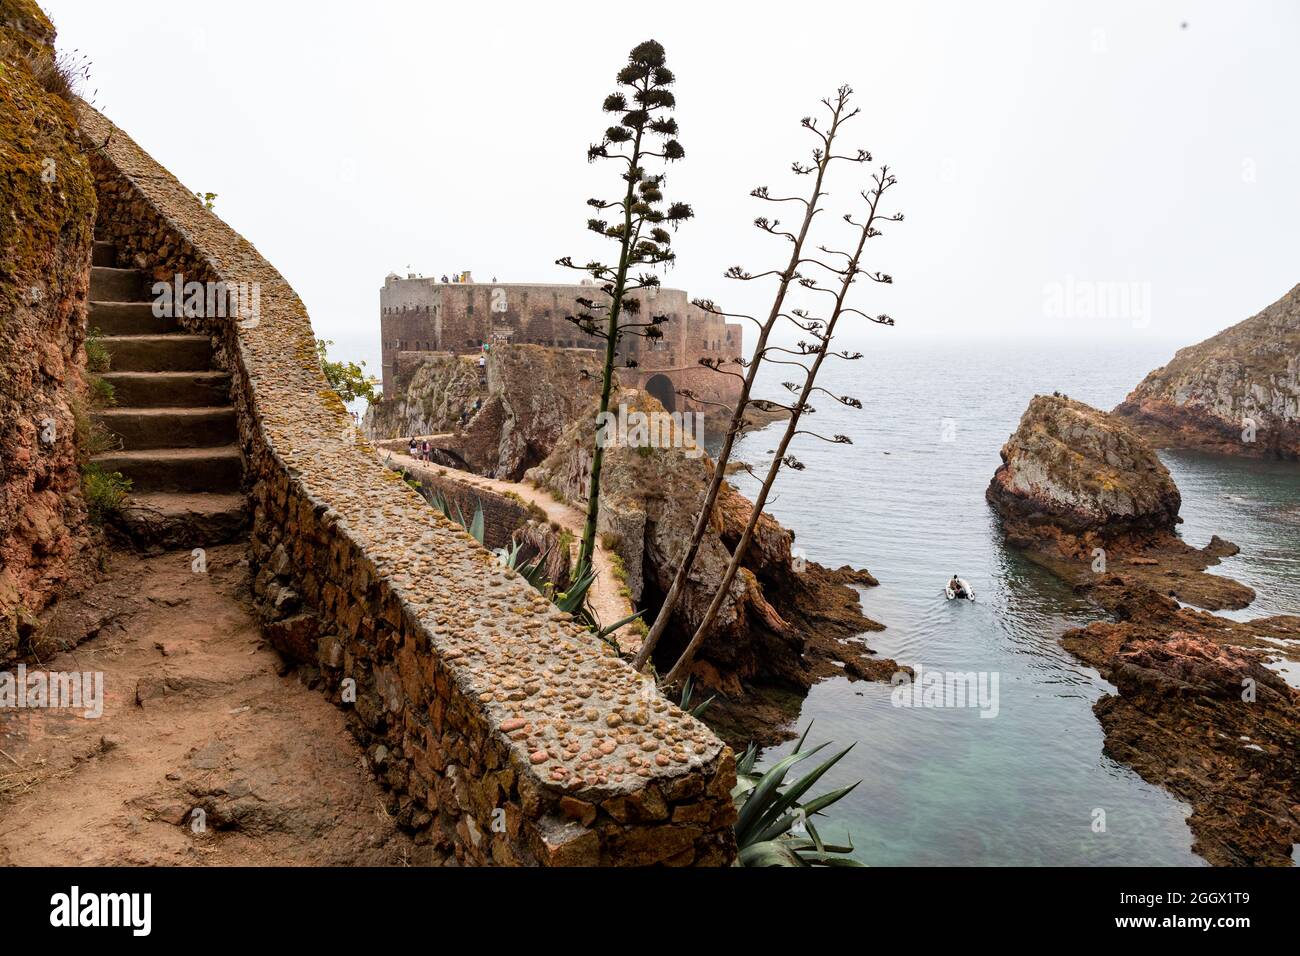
[945,578,975,601]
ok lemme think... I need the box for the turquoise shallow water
[726,336,1300,866]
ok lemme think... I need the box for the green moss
[0,39,95,265]
[0,2,96,345]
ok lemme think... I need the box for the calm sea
[727,336,1300,866]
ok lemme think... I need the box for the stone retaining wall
[392,459,539,553]
[77,103,736,866]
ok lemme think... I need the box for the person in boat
[948,574,967,599]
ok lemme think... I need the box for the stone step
[91,445,243,493]
[89,301,177,336]
[100,371,232,408]
[90,266,146,302]
[93,406,237,450]
[101,334,213,372]
[114,492,249,550]
[92,241,117,267]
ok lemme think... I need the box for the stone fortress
[380,273,744,415]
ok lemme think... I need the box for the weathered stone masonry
[380,274,744,419]
[78,103,736,866]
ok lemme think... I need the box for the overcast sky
[43,0,1300,370]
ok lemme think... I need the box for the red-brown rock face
[1062,601,1300,866]
[0,0,97,660]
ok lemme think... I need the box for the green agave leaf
[806,817,825,855]
[688,694,716,718]
[750,786,855,847]
[730,776,759,802]
[517,546,552,590]
[736,742,760,776]
[781,835,858,857]
[747,744,855,846]
[737,840,807,868]
[556,564,596,614]
[794,721,815,754]
[795,852,865,867]
[468,501,485,544]
[597,609,645,640]
[734,744,828,845]
[798,780,861,818]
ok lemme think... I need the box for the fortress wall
[380,279,744,409]
[81,104,737,867]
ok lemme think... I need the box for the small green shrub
[85,328,110,374]
[71,395,119,465]
[81,464,131,523]
[88,374,116,408]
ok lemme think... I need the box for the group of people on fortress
[436,271,496,284]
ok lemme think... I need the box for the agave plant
[732,724,863,867]
[678,674,715,718]
[418,481,642,647]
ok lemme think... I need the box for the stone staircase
[89,238,247,547]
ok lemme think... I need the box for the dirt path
[387,451,640,655]
[0,544,416,866]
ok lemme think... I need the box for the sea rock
[1114,283,1300,460]
[987,394,1181,553]
[1061,594,1300,866]
[461,345,607,480]
[988,395,1253,610]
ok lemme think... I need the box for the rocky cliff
[0,0,97,661]
[461,346,607,480]
[1114,284,1300,460]
[528,388,895,744]
[988,394,1252,610]
[363,352,485,439]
